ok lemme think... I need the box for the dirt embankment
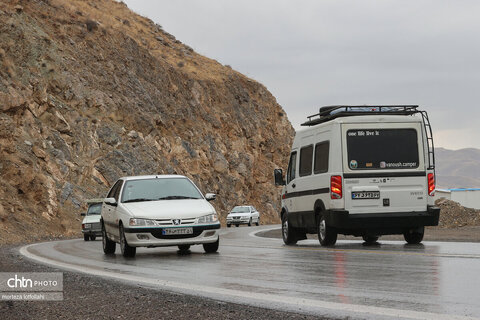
[435,198,480,228]
[0,0,294,244]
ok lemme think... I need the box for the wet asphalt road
[21,225,480,320]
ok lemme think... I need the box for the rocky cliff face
[0,0,294,244]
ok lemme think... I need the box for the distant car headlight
[197,213,218,224]
[129,218,158,226]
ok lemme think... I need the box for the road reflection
[291,240,442,311]
[334,251,350,304]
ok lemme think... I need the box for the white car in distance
[101,175,220,257]
[226,206,260,227]
[81,199,103,241]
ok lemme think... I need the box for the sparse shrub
[177,61,185,68]
[85,19,98,32]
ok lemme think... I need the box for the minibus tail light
[331,175,343,199]
[428,173,435,196]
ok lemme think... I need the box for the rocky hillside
[435,147,480,188]
[0,0,294,244]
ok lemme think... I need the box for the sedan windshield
[231,206,250,213]
[121,178,203,203]
[87,203,102,215]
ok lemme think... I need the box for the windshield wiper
[123,198,156,203]
[156,196,200,200]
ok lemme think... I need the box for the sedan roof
[119,175,187,181]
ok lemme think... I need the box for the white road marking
[20,242,479,320]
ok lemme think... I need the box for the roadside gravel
[0,245,331,320]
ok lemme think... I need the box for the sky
[123,0,480,150]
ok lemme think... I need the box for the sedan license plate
[162,227,193,235]
[352,191,380,200]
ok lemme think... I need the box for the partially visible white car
[81,199,103,241]
[101,175,220,257]
[226,206,260,227]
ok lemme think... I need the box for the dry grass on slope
[53,0,241,82]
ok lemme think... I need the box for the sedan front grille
[154,218,196,226]
[91,222,101,231]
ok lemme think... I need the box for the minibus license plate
[352,191,380,199]
[162,227,193,235]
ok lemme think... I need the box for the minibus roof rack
[301,105,420,126]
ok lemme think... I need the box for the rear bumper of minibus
[324,206,440,233]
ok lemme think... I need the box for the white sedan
[226,206,260,227]
[101,175,220,257]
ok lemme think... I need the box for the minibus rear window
[346,129,419,170]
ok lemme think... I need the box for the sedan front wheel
[178,244,191,251]
[203,237,219,253]
[119,224,136,258]
[102,222,116,254]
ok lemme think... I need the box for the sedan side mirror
[274,169,285,186]
[80,213,86,216]
[104,197,117,206]
[205,193,216,201]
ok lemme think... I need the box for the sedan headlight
[197,213,218,224]
[129,218,158,226]
[84,223,92,229]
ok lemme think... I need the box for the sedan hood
[122,199,215,219]
[228,212,250,217]
[82,215,101,224]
